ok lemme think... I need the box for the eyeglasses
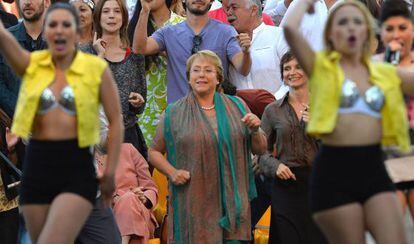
[190,68,216,75]
[191,35,202,54]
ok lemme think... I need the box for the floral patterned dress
[139,12,185,146]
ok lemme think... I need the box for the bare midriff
[320,113,382,146]
[32,111,77,140]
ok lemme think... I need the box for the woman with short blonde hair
[149,51,267,243]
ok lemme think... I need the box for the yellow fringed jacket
[11,50,108,147]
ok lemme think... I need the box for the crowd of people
[0,0,414,243]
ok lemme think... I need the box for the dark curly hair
[279,51,295,81]
[379,0,413,25]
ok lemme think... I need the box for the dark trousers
[0,207,19,244]
[76,196,121,244]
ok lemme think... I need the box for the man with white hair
[209,0,275,25]
[227,0,289,99]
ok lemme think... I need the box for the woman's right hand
[93,32,107,58]
[388,40,403,52]
[276,163,296,180]
[5,127,19,152]
[169,169,190,185]
[140,0,152,13]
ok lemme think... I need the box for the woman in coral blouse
[96,120,158,244]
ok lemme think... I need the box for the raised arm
[282,0,316,76]
[100,67,124,204]
[131,0,161,55]
[0,20,30,76]
[230,33,252,76]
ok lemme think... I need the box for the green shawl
[164,92,257,243]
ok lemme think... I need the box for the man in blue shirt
[132,0,252,103]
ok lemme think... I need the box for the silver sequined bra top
[338,79,385,119]
[37,86,76,115]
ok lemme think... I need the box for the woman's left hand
[241,113,261,132]
[128,92,145,108]
[131,186,148,205]
[99,173,115,207]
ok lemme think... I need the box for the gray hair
[245,0,262,16]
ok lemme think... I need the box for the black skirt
[269,167,327,244]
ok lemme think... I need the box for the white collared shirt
[229,23,289,95]
[280,0,328,51]
[264,0,287,26]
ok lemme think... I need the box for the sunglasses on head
[191,35,202,54]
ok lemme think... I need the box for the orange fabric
[151,169,168,224]
[148,238,160,244]
[254,207,271,244]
